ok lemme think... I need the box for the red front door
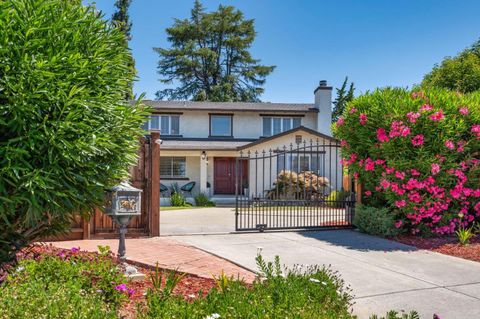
[214,157,237,194]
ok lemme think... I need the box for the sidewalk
[49,237,255,282]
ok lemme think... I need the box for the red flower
[429,110,445,121]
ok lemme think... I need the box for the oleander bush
[0,246,130,319]
[139,255,355,319]
[0,0,147,266]
[334,88,480,236]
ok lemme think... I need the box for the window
[160,157,186,178]
[277,153,324,175]
[144,115,180,135]
[263,117,301,136]
[210,115,232,137]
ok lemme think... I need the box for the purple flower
[57,250,66,258]
[115,283,127,292]
[127,288,135,296]
[71,247,80,254]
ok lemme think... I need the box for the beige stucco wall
[163,110,318,139]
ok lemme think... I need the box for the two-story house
[142,80,342,204]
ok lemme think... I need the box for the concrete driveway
[160,207,235,235]
[170,230,480,319]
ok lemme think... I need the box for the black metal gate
[235,139,355,231]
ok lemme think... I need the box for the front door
[214,157,236,194]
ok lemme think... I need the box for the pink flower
[364,190,372,197]
[115,284,127,292]
[359,113,367,125]
[411,134,424,146]
[353,172,359,179]
[412,92,426,99]
[410,168,421,176]
[444,140,455,150]
[431,163,440,175]
[336,117,345,126]
[364,158,375,171]
[395,220,403,229]
[459,107,469,116]
[71,247,79,254]
[457,141,465,153]
[472,125,480,139]
[57,250,66,259]
[406,112,421,123]
[386,166,395,174]
[395,200,406,208]
[349,107,357,114]
[429,110,445,121]
[420,104,433,112]
[340,139,348,147]
[127,288,135,296]
[377,128,389,142]
[389,121,410,138]
[395,171,405,180]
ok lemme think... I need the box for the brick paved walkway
[50,237,255,282]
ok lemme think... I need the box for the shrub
[139,255,354,319]
[170,192,188,207]
[353,205,403,238]
[266,170,330,199]
[326,190,351,208]
[0,246,129,318]
[334,88,480,236]
[0,0,148,266]
[194,193,215,207]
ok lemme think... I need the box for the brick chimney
[314,80,332,136]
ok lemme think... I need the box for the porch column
[199,152,208,194]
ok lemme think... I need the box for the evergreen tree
[332,77,355,123]
[112,0,132,41]
[154,0,275,102]
[112,0,134,99]
[422,38,480,93]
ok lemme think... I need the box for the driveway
[160,207,235,235]
[169,230,480,319]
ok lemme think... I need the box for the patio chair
[180,181,196,195]
[160,183,169,196]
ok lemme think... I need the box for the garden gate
[235,139,355,231]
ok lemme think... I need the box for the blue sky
[86,0,480,103]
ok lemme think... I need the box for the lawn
[160,206,203,211]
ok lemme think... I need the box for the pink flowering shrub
[334,88,480,236]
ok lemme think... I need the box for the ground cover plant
[334,88,480,236]
[138,254,355,319]
[0,0,147,267]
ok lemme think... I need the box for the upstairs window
[263,117,301,136]
[144,115,180,135]
[210,114,233,137]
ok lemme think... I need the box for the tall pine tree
[154,0,275,102]
[332,77,355,123]
[112,0,134,99]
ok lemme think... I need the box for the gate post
[149,131,161,237]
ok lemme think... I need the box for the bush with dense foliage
[353,205,403,238]
[139,255,354,319]
[334,88,480,236]
[0,0,147,266]
[0,246,129,318]
[266,170,330,199]
[194,193,215,207]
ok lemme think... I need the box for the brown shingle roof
[142,100,316,113]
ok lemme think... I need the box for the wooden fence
[50,131,161,240]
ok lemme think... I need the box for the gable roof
[237,126,338,151]
[142,100,317,113]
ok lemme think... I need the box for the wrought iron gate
[235,139,355,231]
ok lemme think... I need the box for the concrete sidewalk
[169,230,480,319]
[50,237,255,282]
[160,207,235,235]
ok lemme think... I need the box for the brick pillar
[149,131,161,236]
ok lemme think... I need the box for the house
[142,80,342,205]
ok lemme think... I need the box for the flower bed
[334,88,480,236]
[395,234,480,262]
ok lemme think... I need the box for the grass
[160,206,203,211]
